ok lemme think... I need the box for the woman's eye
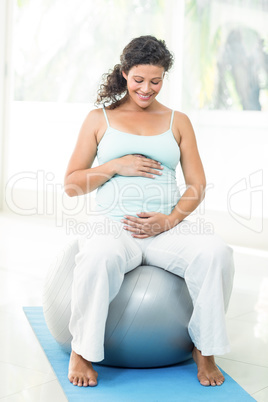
[134,80,160,85]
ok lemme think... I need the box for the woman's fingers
[122,219,142,230]
[136,154,161,165]
[121,216,153,236]
[136,157,163,177]
[131,233,150,238]
[121,217,143,231]
[122,213,167,237]
[139,166,163,176]
[117,154,163,178]
[137,212,156,218]
[123,225,145,234]
[140,158,163,169]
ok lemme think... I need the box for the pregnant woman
[64,35,234,388]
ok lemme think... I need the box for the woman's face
[122,64,165,108]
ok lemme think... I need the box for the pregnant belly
[95,172,181,220]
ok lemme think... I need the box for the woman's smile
[136,93,153,101]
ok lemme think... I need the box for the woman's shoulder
[173,109,190,120]
[82,107,106,127]
[86,107,104,119]
[152,102,189,120]
[78,108,107,141]
[173,110,193,129]
[171,110,194,145]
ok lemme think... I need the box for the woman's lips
[137,93,153,101]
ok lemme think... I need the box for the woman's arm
[64,110,163,197]
[168,112,206,226]
[64,109,116,196]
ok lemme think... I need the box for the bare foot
[68,350,98,387]
[192,347,225,386]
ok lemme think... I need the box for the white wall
[190,111,268,250]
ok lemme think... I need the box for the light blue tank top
[95,107,181,221]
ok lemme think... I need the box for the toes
[198,375,210,386]
[78,377,84,387]
[201,380,210,386]
[198,374,225,387]
[88,378,98,387]
[72,376,78,386]
[83,378,89,387]
[68,375,73,384]
[216,377,225,386]
[69,375,97,387]
[214,370,225,386]
[78,376,91,387]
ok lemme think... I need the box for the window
[14,0,179,103]
[183,0,268,111]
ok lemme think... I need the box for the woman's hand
[121,212,175,238]
[114,154,163,178]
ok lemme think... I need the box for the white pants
[69,215,234,362]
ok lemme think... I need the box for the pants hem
[193,341,231,356]
[71,342,104,363]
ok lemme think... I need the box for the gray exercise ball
[43,238,194,368]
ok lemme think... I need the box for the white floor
[0,212,268,402]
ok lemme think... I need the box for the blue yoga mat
[24,307,255,402]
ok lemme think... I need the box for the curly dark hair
[96,35,174,109]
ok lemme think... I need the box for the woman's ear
[122,71,128,80]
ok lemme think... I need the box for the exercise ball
[43,238,194,368]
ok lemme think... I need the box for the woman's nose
[141,82,151,93]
